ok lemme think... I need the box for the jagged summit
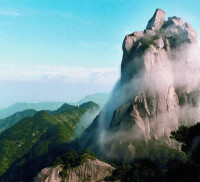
[80,9,200,161]
[121,9,197,82]
[34,158,114,182]
[118,9,199,145]
[146,9,166,31]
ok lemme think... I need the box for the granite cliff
[80,9,200,161]
[34,158,114,182]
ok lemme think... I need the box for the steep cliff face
[34,159,114,182]
[34,166,63,182]
[110,8,199,141]
[80,9,200,161]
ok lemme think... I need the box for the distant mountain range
[0,101,100,181]
[0,93,109,119]
[0,102,64,119]
[0,109,37,133]
[74,93,110,106]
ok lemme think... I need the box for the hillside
[34,151,114,182]
[0,103,76,134]
[0,109,37,133]
[0,101,100,182]
[0,93,109,120]
[51,103,75,114]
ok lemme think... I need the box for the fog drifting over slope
[81,9,200,161]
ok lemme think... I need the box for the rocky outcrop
[34,159,115,182]
[80,9,200,161]
[107,8,199,159]
[34,166,63,182]
[146,9,165,31]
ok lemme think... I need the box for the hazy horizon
[0,0,200,108]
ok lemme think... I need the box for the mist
[75,106,100,137]
[93,39,200,160]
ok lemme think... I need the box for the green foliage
[105,159,161,182]
[55,149,96,170]
[54,149,96,181]
[166,123,200,181]
[139,34,160,50]
[122,139,187,164]
[171,123,200,164]
[146,140,187,164]
[51,103,75,114]
[0,109,37,133]
[61,150,82,169]
[107,158,200,182]
[0,102,99,182]
[170,125,190,144]
[105,139,189,182]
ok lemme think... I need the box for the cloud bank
[0,64,119,85]
[0,64,119,108]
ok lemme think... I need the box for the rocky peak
[112,9,200,153]
[79,9,200,162]
[121,9,198,82]
[164,16,198,44]
[34,159,114,182]
[146,9,165,31]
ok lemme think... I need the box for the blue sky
[0,0,199,108]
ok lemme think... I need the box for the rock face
[34,159,114,182]
[80,9,200,161]
[146,9,165,31]
[34,166,63,182]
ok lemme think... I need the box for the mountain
[79,9,200,161]
[0,103,77,134]
[33,141,188,182]
[0,101,100,182]
[51,103,75,114]
[0,93,109,120]
[75,93,110,107]
[0,102,65,119]
[0,109,37,133]
[34,152,114,182]
[2,8,200,182]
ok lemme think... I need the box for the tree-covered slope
[0,109,37,133]
[0,101,99,182]
[0,103,77,134]
[51,103,75,114]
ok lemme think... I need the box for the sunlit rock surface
[80,8,200,161]
[34,159,115,182]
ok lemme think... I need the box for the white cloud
[0,64,120,86]
[0,10,20,16]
